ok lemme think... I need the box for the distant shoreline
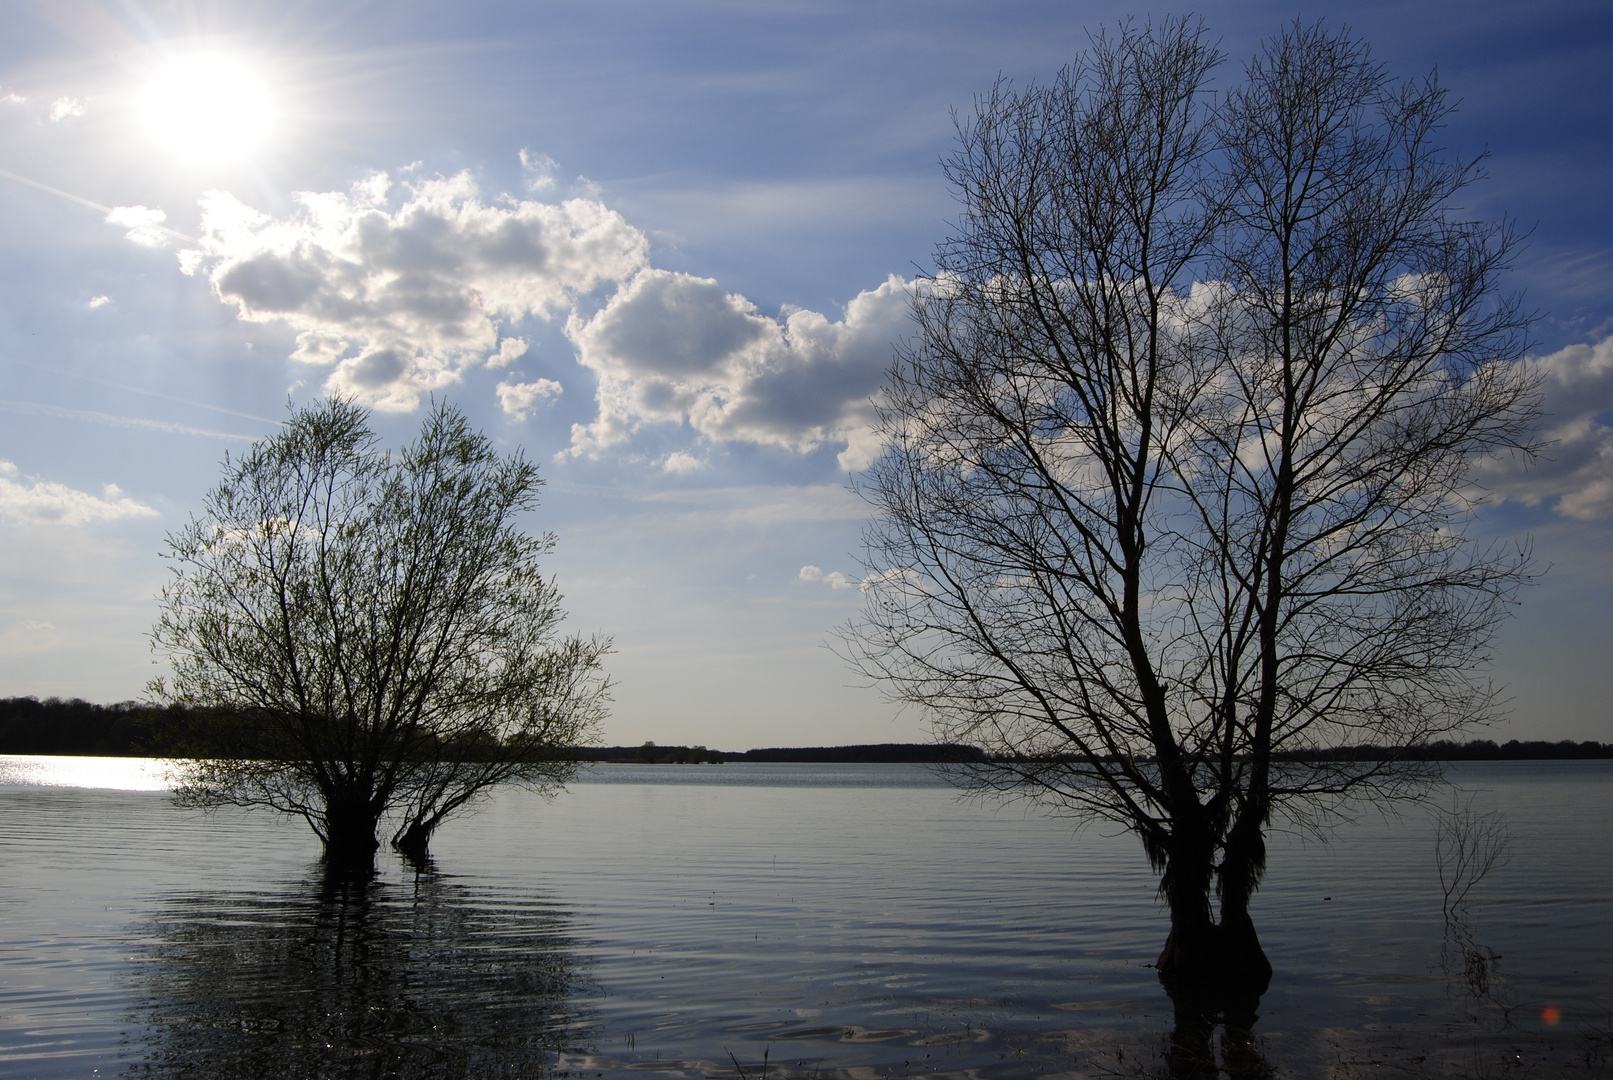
[2,696,1609,762]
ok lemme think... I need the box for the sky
[0,0,1610,750]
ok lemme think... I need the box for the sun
[139,54,276,164]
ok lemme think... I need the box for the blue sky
[1,0,1610,749]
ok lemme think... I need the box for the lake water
[0,758,1608,1079]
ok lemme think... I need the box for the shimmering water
[0,758,1608,1078]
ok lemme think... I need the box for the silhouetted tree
[151,399,610,869]
[847,18,1535,1001]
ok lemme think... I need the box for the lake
[0,757,1608,1078]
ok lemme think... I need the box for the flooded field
[0,758,1608,1078]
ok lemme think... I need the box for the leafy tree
[847,19,1536,1001]
[151,398,610,869]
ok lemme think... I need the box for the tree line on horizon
[3,697,1608,763]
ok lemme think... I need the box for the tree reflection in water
[125,861,597,1079]
[1160,990,1276,1080]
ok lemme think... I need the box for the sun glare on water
[0,754,174,791]
[139,53,276,164]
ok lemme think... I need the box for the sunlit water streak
[0,759,1608,1078]
[0,756,175,791]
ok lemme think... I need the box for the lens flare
[139,54,275,163]
[1542,1005,1562,1027]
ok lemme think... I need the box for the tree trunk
[321,800,381,874]
[1217,816,1274,996]
[391,818,434,865]
[1156,817,1273,1006]
[1154,824,1221,992]
[1217,901,1274,996]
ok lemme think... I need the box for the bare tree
[846,18,1537,1001]
[151,398,610,870]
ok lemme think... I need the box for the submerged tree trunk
[391,819,434,864]
[1216,904,1273,993]
[1154,816,1222,991]
[1157,810,1274,1006]
[321,799,382,874]
[1216,805,1274,995]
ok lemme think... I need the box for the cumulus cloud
[1475,336,1613,520]
[487,336,529,368]
[799,564,855,589]
[0,462,157,525]
[88,295,111,309]
[565,271,909,469]
[661,451,705,474]
[49,97,83,121]
[177,163,912,463]
[183,170,649,410]
[496,377,563,420]
[106,205,170,247]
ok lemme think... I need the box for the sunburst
[139,53,276,164]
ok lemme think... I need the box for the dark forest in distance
[1,695,1609,763]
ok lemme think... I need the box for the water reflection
[1434,798,1513,1009]
[125,860,597,1079]
[1161,991,1275,1080]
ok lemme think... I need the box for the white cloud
[856,565,923,595]
[520,148,559,192]
[177,165,911,461]
[488,336,529,368]
[49,97,83,121]
[565,271,909,469]
[661,451,705,474]
[799,564,855,589]
[0,462,157,526]
[1476,337,1613,520]
[106,205,170,247]
[88,295,111,309]
[186,170,650,411]
[2,91,24,105]
[496,377,563,420]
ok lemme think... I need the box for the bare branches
[844,18,1537,988]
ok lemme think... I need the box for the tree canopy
[151,398,610,869]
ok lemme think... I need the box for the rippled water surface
[1,758,1609,1078]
